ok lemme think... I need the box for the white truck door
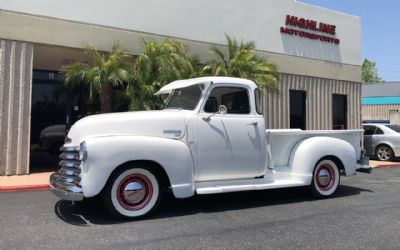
[196,86,263,181]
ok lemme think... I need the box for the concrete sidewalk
[0,172,51,192]
[369,160,400,168]
[1,160,400,192]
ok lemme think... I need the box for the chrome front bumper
[49,146,84,201]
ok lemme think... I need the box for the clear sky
[299,0,399,81]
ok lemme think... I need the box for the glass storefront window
[290,90,306,130]
[332,94,347,130]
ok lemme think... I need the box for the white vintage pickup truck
[50,77,370,219]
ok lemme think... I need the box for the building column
[0,39,33,176]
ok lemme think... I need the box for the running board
[195,178,306,195]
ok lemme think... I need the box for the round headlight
[79,141,88,161]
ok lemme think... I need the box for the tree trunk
[99,82,113,113]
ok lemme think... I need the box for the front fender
[289,136,357,185]
[81,136,195,198]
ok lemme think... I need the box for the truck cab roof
[155,77,258,95]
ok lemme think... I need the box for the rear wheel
[375,145,394,161]
[102,165,162,219]
[311,159,340,198]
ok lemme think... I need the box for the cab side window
[204,97,218,113]
[204,87,250,114]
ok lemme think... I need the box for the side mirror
[203,105,228,121]
[218,105,227,115]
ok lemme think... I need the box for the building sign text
[280,15,340,44]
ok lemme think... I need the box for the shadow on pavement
[54,184,372,226]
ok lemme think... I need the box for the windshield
[165,84,203,110]
[385,125,400,133]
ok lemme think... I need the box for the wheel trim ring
[117,173,153,211]
[316,164,336,191]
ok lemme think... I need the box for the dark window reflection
[31,70,67,145]
[332,94,347,130]
[290,90,306,130]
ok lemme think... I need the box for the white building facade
[0,0,362,175]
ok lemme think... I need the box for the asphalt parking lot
[1,168,400,249]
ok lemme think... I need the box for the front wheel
[102,166,162,219]
[311,159,340,198]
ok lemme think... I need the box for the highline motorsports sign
[280,15,340,44]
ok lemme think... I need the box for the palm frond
[62,63,89,87]
[204,34,278,91]
[127,37,198,110]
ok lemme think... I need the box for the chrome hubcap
[117,173,153,211]
[316,164,335,191]
[123,182,146,204]
[318,169,330,186]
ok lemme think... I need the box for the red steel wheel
[311,159,340,198]
[102,166,162,219]
[117,173,153,211]
[315,164,336,191]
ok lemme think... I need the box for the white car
[363,124,400,161]
[50,77,370,219]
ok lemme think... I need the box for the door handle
[248,122,258,126]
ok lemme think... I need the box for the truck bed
[266,129,363,168]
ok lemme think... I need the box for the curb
[0,184,50,193]
[374,164,400,169]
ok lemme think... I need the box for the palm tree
[127,38,199,110]
[203,34,278,91]
[63,42,133,113]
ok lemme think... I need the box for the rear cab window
[254,88,263,115]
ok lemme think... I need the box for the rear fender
[289,136,357,185]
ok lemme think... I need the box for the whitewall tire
[102,166,162,219]
[311,159,340,198]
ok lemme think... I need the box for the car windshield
[385,125,400,133]
[164,84,204,110]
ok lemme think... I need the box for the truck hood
[67,110,186,145]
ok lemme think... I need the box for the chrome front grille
[49,146,83,201]
[51,146,82,190]
[58,146,81,185]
